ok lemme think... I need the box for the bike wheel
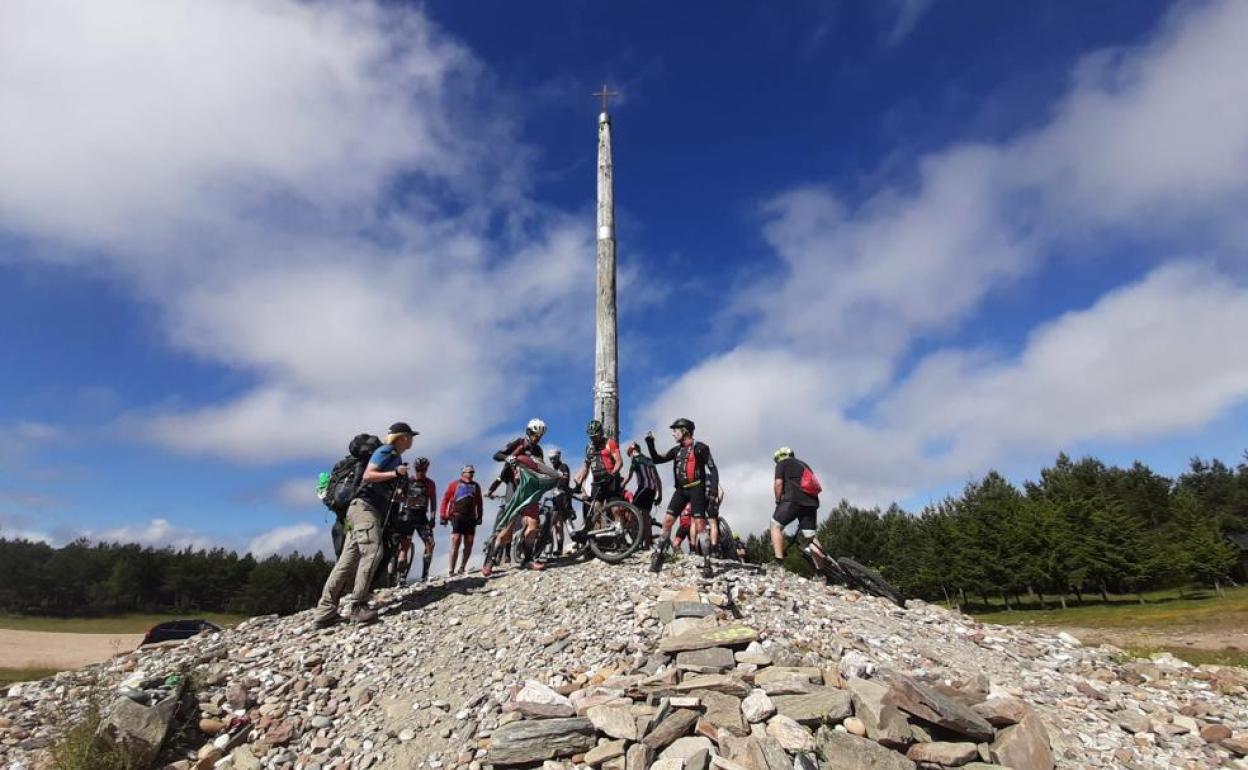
[589,500,645,563]
[837,558,906,608]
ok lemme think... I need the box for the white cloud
[640,0,1248,532]
[0,0,595,463]
[881,0,933,48]
[248,523,324,558]
[93,517,221,550]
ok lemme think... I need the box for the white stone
[766,714,814,751]
[659,736,713,762]
[742,690,776,723]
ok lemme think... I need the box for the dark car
[140,619,223,646]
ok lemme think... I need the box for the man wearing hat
[313,422,417,628]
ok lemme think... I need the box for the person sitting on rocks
[441,464,484,576]
[313,422,416,628]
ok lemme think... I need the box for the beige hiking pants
[314,499,383,622]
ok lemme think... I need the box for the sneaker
[312,614,343,630]
[350,607,379,625]
[649,548,665,574]
[528,561,546,571]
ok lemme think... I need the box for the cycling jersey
[646,436,718,496]
[493,437,545,486]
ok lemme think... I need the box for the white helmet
[526,418,547,438]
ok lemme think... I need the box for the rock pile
[4,555,1248,770]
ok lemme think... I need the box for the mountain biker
[770,447,821,562]
[489,418,548,571]
[548,448,573,555]
[646,418,720,578]
[313,422,416,628]
[573,420,623,517]
[405,457,437,582]
[441,464,484,576]
[622,441,662,547]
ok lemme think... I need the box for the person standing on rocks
[622,441,662,547]
[770,446,821,561]
[405,457,437,582]
[489,418,547,569]
[547,448,574,554]
[441,464,484,576]
[646,417,720,578]
[313,422,417,628]
[572,419,623,517]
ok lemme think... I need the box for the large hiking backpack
[798,462,823,497]
[320,433,382,518]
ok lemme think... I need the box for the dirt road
[1042,625,1248,654]
[0,629,143,670]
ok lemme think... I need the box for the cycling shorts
[450,513,478,536]
[667,485,708,519]
[773,502,817,533]
[632,488,657,512]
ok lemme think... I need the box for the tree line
[0,539,331,617]
[743,453,1248,609]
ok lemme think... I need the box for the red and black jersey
[646,436,719,496]
[492,437,544,486]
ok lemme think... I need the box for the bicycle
[562,491,646,563]
[781,532,906,608]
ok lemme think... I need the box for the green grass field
[969,585,1248,630]
[0,612,249,634]
[0,667,58,686]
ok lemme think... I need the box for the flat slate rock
[771,688,853,726]
[882,673,996,743]
[816,726,917,770]
[488,717,597,765]
[692,689,747,737]
[643,709,700,750]
[676,647,737,674]
[674,674,750,697]
[990,712,1055,770]
[659,625,759,653]
[674,602,718,618]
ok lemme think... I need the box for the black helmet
[586,419,605,437]
[412,457,430,470]
[670,418,695,434]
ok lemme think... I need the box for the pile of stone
[484,584,1048,770]
[4,554,1248,770]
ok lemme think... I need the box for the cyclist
[547,448,574,555]
[489,418,548,571]
[405,458,437,582]
[770,447,822,563]
[441,464,484,576]
[622,441,662,547]
[646,418,720,578]
[573,420,623,517]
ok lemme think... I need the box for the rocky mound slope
[5,556,1248,770]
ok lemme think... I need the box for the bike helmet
[412,457,430,470]
[549,448,562,461]
[526,418,547,438]
[669,417,695,434]
[586,419,605,437]
[773,447,794,462]
[461,464,475,474]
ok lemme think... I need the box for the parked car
[140,619,223,646]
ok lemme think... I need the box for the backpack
[799,462,823,497]
[320,433,382,518]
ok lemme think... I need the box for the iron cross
[593,84,618,112]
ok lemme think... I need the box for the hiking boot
[350,607,379,625]
[312,614,343,630]
[649,547,665,574]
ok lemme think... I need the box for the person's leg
[449,534,461,575]
[770,522,787,560]
[420,528,434,581]
[346,502,384,620]
[314,521,361,624]
[460,532,474,572]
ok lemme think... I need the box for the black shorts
[450,514,478,536]
[773,502,817,532]
[633,488,657,512]
[590,474,622,502]
[667,485,708,519]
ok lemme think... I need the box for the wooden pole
[594,107,619,439]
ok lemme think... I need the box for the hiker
[405,457,437,582]
[647,418,720,578]
[622,441,662,547]
[441,464,484,576]
[313,422,416,628]
[770,447,821,561]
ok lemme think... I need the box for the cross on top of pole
[593,84,618,113]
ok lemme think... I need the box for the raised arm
[646,434,676,464]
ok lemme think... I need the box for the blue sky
[2,0,1247,560]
